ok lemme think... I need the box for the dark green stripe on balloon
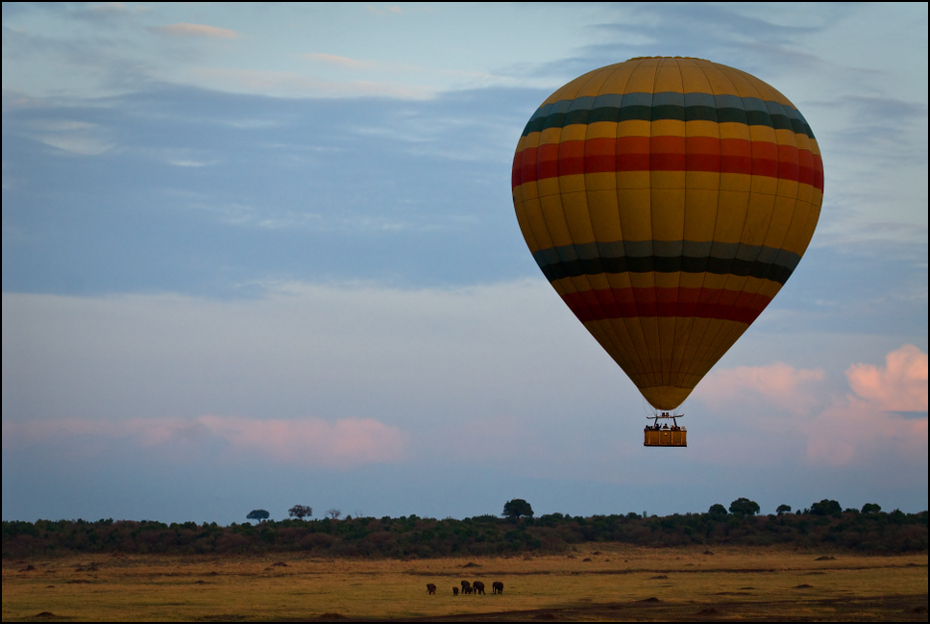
[532,240,802,285]
[521,92,816,139]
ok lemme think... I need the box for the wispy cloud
[365,5,403,16]
[2,415,407,469]
[152,23,240,39]
[200,415,406,467]
[189,67,434,99]
[302,53,383,72]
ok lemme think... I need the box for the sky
[2,2,927,525]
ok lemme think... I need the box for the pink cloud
[152,23,240,39]
[804,345,928,466]
[197,415,405,468]
[845,344,928,412]
[2,415,405,468]
[688,346,928,467]
[804,395,928,466]
[693,361,825,415]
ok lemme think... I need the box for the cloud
[845,344,928,413]
[803,395,927,466]
[89,3,128,12]
[197,415,406,467]
[1,280,618,463]
[188,67,434,99]
[693,362,825,415]
[2,415,406,469]
[152,23,240,39]
[804,345,928,466]
[691,346,928,467]
[365,5,402,16]
[302,53,380,71]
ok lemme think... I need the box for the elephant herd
[426,580,503,595]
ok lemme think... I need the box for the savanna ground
[2,546,927,622]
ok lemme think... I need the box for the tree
[246,509,270,522]
[776,504,792,515]
[810,499,842,517]
[502,499,534,520]
[708,503,728,518]
[326,509,342,520]
[288,504,312,520]
[729,498,761,517]
[862,503,882,514]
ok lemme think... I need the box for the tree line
[3,499,926,560]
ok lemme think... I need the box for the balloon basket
[643,428,687,447]
[644,412,687,447]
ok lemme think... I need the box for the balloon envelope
[511,57,823,410]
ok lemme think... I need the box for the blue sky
[3,2,927,524]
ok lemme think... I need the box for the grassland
[3,545,927,621]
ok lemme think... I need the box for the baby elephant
[452,586,459,596]
[492,581,504,594]
[472,580,486,595]
[426,583,436,595]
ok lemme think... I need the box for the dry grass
[2,545,927,621]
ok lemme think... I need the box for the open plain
[2,546,927,621]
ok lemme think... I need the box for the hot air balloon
[511,57,823,446]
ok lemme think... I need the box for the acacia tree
[288,504,313,520]
[708,503,728,518]
[776,504,792,515]
[247,509,270,522]
[729,498,761,516]
[502,499,534,520]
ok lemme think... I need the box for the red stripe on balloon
[561,287,773,325]
[512,137,823,191]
